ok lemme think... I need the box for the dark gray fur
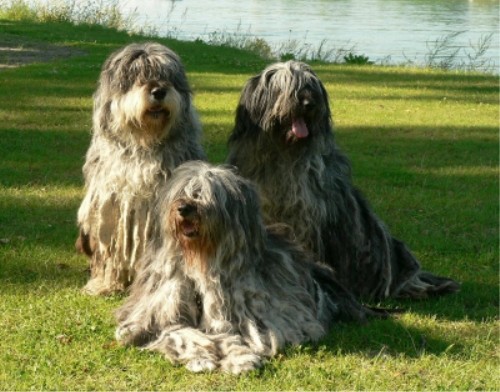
[227,61,460,300]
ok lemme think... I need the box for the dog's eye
[192,191,200,200]
[298,94,315,110]
[177,203,196,217]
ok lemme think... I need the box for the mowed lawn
[0,19,498,390]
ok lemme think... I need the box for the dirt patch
[0,33,86,69]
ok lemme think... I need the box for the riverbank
[0,18,498,390]
[2,0,499,72]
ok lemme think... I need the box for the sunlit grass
[0,17,498,391]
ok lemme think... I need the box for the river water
[121,0,499,70]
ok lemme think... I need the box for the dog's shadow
[284,315,456,362]
[278,283,495,363]
[382,280,498,323]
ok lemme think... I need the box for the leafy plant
[343,52,373,65]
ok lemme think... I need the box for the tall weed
[0,0,130,30]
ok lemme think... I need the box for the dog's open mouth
[179,218,199,238]
[146,106,170,120]
[285,117,309,142]
[175,202,201,238]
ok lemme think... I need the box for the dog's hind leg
[390,239,460,299]
[335,187,460,300]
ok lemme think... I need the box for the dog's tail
[390,238,460,299]
[395,271,461,299]
[311,262,394,324]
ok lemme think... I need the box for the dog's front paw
[115,325,136,343]
[220,353,262,374]
[186,358,218,373]
[82,277,125,296]
[115,324,151,346]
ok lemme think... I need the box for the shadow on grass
[0,250,88,290]
[287,317,458,362]
[0,123,496,322]
[387,281,498,322]
[0,129,88,188]
[316,66,499,104]
[0,124,497,188]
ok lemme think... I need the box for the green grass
[0,18,498,391]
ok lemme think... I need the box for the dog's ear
[99,47,130,93]
[229,75,262,142]
[318,80,334,133]
[91,50,119,136]
[306,69,334,136]
[95,52,115,97]
[317,78,330,109]
[93,86,112,136]
[166,54,192,103]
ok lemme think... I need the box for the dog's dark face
[94,43,192,147]
[234,61,331,146]
[161,162,265,268]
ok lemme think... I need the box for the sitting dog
[227,61,459,300]
[76,42,205,295]
[115,161,381,374]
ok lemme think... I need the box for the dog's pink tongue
[292,118,309,138]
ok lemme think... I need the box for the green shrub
[344,52,373,65]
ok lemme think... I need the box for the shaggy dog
[227,61,460,301]
[76,43,205,295]
[115,161,381,374]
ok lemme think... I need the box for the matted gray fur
[115,161,379,374]
[227,60,460,301]
[76,42,205,295]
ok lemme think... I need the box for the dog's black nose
[177,203,196,217]
[151,87,167,101]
